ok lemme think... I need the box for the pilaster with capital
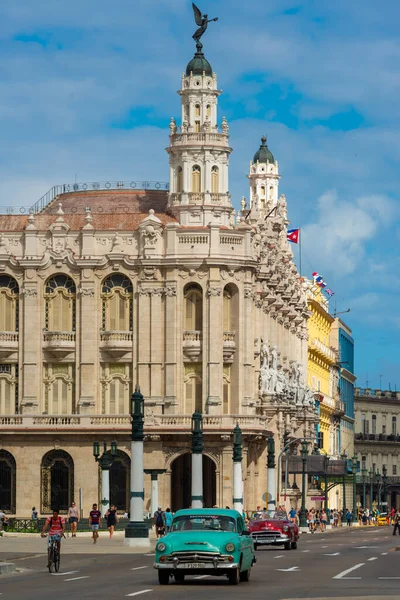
[206,276,222,414]
[164,280,178,410]
[78,281,97,413]
[150,287,163,409]
[21,279,39,413]
[137,284,151,397]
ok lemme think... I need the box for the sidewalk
[0,530,158,558]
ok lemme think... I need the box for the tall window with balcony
[392,416,397,436]
[101,364,132,414]
[223,285,238,412]
[0,276,19,332]
[194,104,201,132]
[43,364,75,414]
[0,364,18,415]
[44,275,76,333]
[101,274,133,332]
[372,414,376,435]
[211,166,219,194]
[192,165,201,194]
[176,167,183,193]
[0,277,19,414]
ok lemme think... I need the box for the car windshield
[252,510,288,520]
[171,515,237,532]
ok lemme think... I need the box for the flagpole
[299,228,302,276]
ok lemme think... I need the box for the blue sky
[0,0,399,389]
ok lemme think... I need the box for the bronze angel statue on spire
[192,3,218,43]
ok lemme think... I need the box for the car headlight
[283,525,289,532]
[225,542,235,552]
[157,542,166,552]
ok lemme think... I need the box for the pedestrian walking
[153,506,165,538]
[289,507,297,524]
[89,503,102,544]
[106,504,118,538]
[68,501,79,537]
[392,511,400,536]
[31,507,38,520]
[346,509,353,526]
[320,509,327,532]
[164,508,173,533]
[333,509,339,527]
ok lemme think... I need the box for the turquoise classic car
[154,508,256,585]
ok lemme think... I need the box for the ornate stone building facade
[0,43,318,516]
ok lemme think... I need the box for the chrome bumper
[251,533,290,544]
[154,562,240,570]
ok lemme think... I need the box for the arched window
[101,274,133,332]
[206,104,211,119]
[0,450,16,512]
[41,450,74,513]
[0,276,19,332]
[223,287,232,332]
[211,166,219,194]
[184,284,202,331]
[223,366,231,414]
[0,363,18,415]
[195,104,201,117]
[184,365,202,413]
[177,167,183,193]
[192,165,201,193]
[101,363,132,414]
[43,364,75,414]
[109,450,130,510]
[260,186,266,197]
[44,275,76,332]
[372,414,377,434]
[194,104,201,133]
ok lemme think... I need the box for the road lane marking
[126,591,153,597]
[276,566,300,572]
[381,552,388,555]
[143,553,155,556]
[131,566,149,571]
[321,545,328,548]
[194,575,209,579]
[355,546,378,549]
[301,550,310,553]
[324,553,340,556]
[379,577,400,580]
[332,563,365,580]
[368,557,378,561]
[274,555,284,558]
[64,576,90,581]
[51,571,79,576]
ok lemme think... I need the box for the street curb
[0,563,15,575]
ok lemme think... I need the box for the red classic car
[248,510,299,550]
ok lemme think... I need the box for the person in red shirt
[89,503,102,544]
[41,508,65,566]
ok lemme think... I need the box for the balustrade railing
[100,331,133,342]
[170,132,228,144]
[188,192,202,204]
[43,331,76,343]
[183,330,202,342]
[0,332,19,342]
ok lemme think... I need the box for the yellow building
[306,281,342,458]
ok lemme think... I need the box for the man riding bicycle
[41,507,65,567]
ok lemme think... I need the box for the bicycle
[44,534,63,573]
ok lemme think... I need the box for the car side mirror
[242,529,250,535]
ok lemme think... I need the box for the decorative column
[361,466,367,508]
[232,424,243,513]
[351,455,358,523]
[299,440,309,531]
[191,411,203,508]
[21,282,39,413]
[341,452,347,515]
[267,436,276,510]
[125,386,150,547]
[382,466,388,508]
[144,469,167,516]
[93,440,117,516]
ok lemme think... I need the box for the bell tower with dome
[166,41,234,227]
[248,135,280,220]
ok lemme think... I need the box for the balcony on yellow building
[310,337,338,364]
[0,332,19,358]
[222,331,236,363]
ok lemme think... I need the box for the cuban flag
[287,228,299,244]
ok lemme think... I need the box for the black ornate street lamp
[369,468,374,508]
[351,455,358,522]
[191,411,204,508]
[299,439,310,528]
[341,451,347,514]
[125,385,149,546]
[232,424,243,511]
[361,466,367,509]
[382,466,388,508]
[93,439,117,515]
[376,471,382,512]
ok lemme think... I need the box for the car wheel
[291,541,297,550]
[228,567,240,585]
[284,541,291,550]
[175,573,185,584]
[240,567,251,582]
[158,571,170,585]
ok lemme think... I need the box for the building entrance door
[171,453,216,510]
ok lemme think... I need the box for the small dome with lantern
[253,136,275,164]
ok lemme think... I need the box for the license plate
[185,563,206,568]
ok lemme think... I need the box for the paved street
[0,527,399,599]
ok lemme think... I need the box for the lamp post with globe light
[299,440,310,529]
[93,439,117,516]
